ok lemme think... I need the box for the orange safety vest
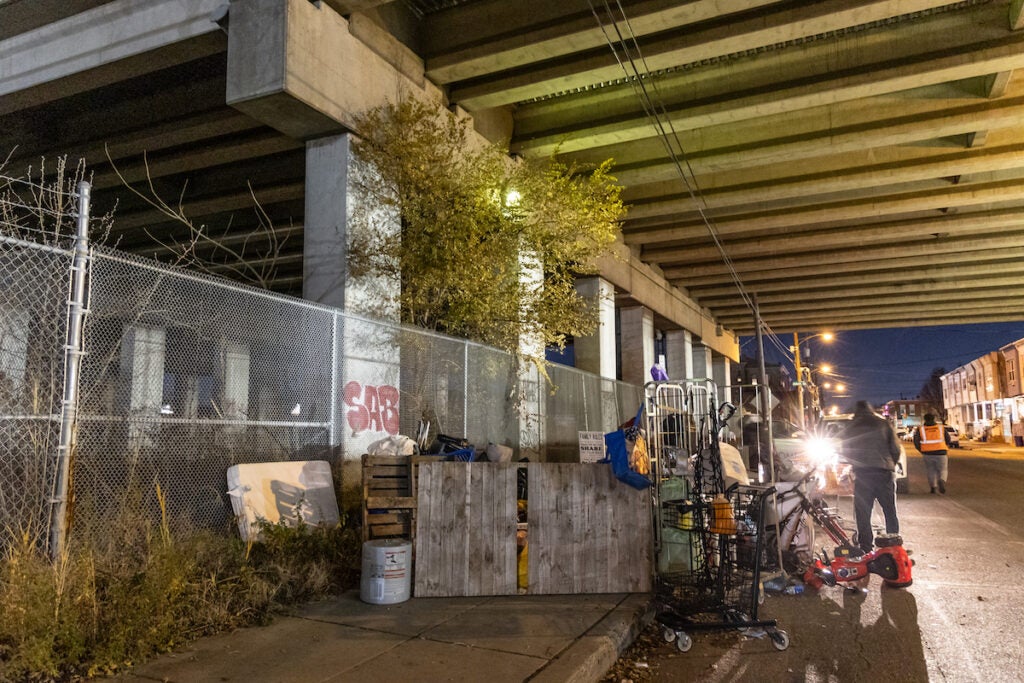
[918,424,945,453]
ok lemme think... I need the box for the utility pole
[753,295,773,482]
[792,332,804,430]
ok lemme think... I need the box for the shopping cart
[646,380,790,653]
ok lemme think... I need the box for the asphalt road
[605,441,1024,682]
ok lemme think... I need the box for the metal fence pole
[49,181,91,558]
[330,311,339,447]
[463,342,469,437]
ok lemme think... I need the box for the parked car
[944,425,961,448]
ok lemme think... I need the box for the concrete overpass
[4,0,1024,380]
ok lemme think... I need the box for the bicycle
[761,468,856,574]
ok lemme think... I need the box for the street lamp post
[792,333,805,429]
[791,331,833,429]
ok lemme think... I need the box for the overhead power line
[585,0,795,363]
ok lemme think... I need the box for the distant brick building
[881,399,943,432]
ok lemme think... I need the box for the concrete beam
[610,95,1024,188]
[510,5,1024,154]
[633,179,1024,252]
[0,0,225,116]
[717,289,1020,322]
[593,240,737,361]
[453,0,954,110]
[733,313,1024,335]
[662,230,1024,280]
[422,0,777,83]
[621,139,1024,221]
[693,264,1024,302]
[112,181,305,232]
[0,0,111,42]
[322,1,394,14]
[91,131,301,190]
[225,0,441,140]
[672,245,1024,289]
[644,208,1024,265]
[728,303,1024,331]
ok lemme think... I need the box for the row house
[942,346,1023,444]
[881,399,942,432]
[999,339,1024,446]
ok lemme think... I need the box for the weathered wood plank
[481,463,517,595]
[365,495,417,509]
[413,462,441,596]
[449,463,471,596]
[364,511,410,525]
[605,465,652,592]
[527,464,651,594]
[367,522,410,538]
[416,463,650,596]
[468,464,485,596]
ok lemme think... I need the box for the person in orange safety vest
[913,413,951,494]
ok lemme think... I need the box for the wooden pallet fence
[414,461,519,597]
[527,463,651,594]
[362,454,417,542]
[414,462,652,597]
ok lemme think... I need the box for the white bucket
[360,539,412,605]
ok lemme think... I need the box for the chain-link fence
[1,227,643,550]
[0,236,72,550]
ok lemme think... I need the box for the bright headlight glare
[804,436,838,464]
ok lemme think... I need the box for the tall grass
[0,491,362,681]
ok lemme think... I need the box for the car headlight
[803,436,839,465]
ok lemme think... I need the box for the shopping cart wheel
[661,627,676,643]
[675,632,693,653]
[770,629,790,651]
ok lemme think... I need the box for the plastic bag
[367,435,418,456]
[605,405,651,490]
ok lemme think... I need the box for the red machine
[804,534,913,589]
[768,468,914,591]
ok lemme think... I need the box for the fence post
[330,311,339,448]
[49,181,90,559]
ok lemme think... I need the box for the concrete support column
[574,277,616,379]
[303,133,403,499]
[303,134,351,310]
[692,342,713,381]
[218,339,251,420]
[119,325,166,449]
[119,326,165,415]
[665,329,693,380]
[518,249,545,460]
[712,354,731,401]
[620,306,654,385]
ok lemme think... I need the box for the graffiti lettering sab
[343,381,399,434]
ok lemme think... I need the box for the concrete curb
[531,594,655,683]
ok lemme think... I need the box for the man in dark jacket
[840,400,903,553]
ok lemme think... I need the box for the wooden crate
[362,454,417,542]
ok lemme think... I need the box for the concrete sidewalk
[118,591,655,683]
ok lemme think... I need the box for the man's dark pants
[853,467,899,552]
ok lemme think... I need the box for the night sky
[740,321,1024,412]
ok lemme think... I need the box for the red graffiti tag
[343,381,400,435]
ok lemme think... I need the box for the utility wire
[586,0,794,363]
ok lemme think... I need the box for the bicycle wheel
[789,516,816,572]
